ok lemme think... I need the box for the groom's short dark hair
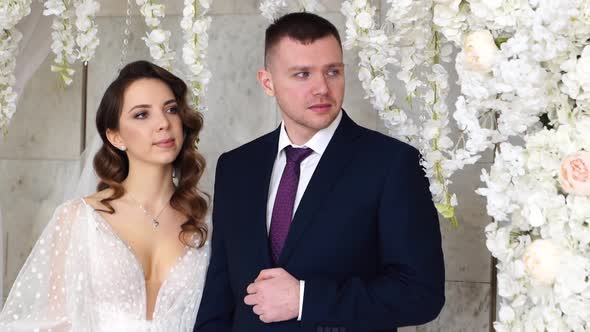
[264,12,342,67]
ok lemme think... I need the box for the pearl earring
[120,146,126,151]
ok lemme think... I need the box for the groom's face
[258,35,345,143]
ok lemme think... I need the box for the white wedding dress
[0,198,210,331]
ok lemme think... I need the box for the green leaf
[435,203,454,217]
[435,203,459,227]
[494,37,509,48]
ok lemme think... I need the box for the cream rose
[462,30,500,73]
[559,151,590,196]
[522,239,561,285]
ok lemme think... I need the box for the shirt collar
[277,110,342,156]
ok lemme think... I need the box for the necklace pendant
[152,219,160,228]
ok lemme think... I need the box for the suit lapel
[248,127,280,268]
[278,112,364,265]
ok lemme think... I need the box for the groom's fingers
[252,304,263,315]
[244,293,258,305]
[246,282,258,294]
[255,268,284,281]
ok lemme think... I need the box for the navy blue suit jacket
[195,112,445,332]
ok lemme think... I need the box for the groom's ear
[257,69,275,97]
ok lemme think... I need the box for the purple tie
[269,146,313,263]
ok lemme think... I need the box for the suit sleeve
[301,145,445,330]
[194,153,234,332]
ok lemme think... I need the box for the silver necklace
[128,194,170,228]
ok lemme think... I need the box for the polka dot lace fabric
[0,199,210,331]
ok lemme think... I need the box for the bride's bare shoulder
[84,189,116,210]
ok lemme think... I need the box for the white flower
[462,30,500,73]
[148,45,163,60]
[352,0,367,9]
[45,0,79,84]
[485,223,514,261]
[43,0,65,16]
[1,1,31,30]
[562,46,590,101]
[357,66,371,83]
[0,28,23,131]
[74,0,100,62]
[555,254,590,295]
[433,2,467,44]
[355,11,373,30]
[138,0,175,69]
[560,296,590,322]
[525,204,546,227]
[298,0,322,12]
[199,0,211,9]
[259,0,287,21]
[498,304,515,323]
[182,0,212,108]
[260,0,320,21]
[139,3,165,27]
[147,29,167,44]
[498,271,524,298]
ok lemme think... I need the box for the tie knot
[285,146,313,164]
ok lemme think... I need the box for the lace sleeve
[183,217,212,331]
[0,199,90,331]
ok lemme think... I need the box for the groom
[195,12,445,332]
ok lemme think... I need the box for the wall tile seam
[0,158,82,162]
[445,280,491,285]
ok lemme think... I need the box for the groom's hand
[244,268,300,323]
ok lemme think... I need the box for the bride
[0,60,210,331]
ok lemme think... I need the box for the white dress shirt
[266,110,342,321]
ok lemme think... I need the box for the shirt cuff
[297,280,305,321]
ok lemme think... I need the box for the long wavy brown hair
[93,60,208,248]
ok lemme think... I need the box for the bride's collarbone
[85,197,188,281]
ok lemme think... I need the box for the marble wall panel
[0,57,83,160]
[1,159,81,301]
[416,281,491,332]
[195,14,282,191]
[443,162,493,283]
[395,281,492,332]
